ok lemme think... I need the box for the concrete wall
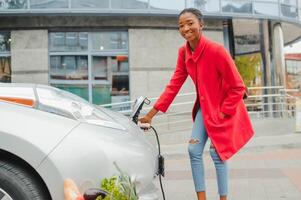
[129,28,223,104]
[11,30,49,84]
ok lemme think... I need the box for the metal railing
[244,86,298,118]
[100,86,298,131]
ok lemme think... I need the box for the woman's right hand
[138,115,152,124]
[138,107,158,126]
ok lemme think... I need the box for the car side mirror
[130,96,150,124]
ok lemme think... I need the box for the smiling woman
[139,7,254,200]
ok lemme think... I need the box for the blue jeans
[188,109,229,196]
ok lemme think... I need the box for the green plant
[235,53,262,87]
[97,162,138,200]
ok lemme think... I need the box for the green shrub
[97,162,138,200]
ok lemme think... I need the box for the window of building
[49,31,129,108]
[111,0,148,9]
[186,0,220,12]
[71,0,109,9]
[281,4,298,18]
[30,0,68,9]
[233,19,264,112]
[285,59,301,97]
[149,0,185,10]
[254,2,279,16]
[0,32,11,83]
[222,0,252,14]
[0,0,27,9]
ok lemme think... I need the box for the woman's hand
[138,115,152,131]
[219,112,227,119]
[138,107,158,129]
[139,115,152,124]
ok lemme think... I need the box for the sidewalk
[159,145,301,200]
[153,120,301,200]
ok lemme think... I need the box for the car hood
[98,107,141,133]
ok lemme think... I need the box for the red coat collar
[185,35,208,63]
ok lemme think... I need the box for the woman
[139,8,254,200]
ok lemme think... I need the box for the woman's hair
[178,8,204,23]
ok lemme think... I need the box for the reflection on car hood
[98,106,133,129]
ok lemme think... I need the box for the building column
[11,30,49,84]
[272,23,286,87]
[260,20,272,88]
[271,23,286,117]
[259,20,273,116]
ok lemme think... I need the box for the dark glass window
[186,0,220,12]
[281,0,297,6]
[233,19,264,112]
[71,0,109,8]
[49,31,130,108]
[222,0,252,13]
[254,2,279,16]
[281,5,298,18]
[0,0,27,9]
[0,57,11,83]
[50,55,88,80]
[149,0,184,10]
[92,85,111,105]
[233,19,261,55]
[285,59,301,97]
[50,32,88,52]
[30,0,68,9]
[0,32,11,83]
[92,56,108,80]
[52,84,89,102]
[111,0,148,9]
[91,32,128,51]
[0,32,11,52]
[111,56,129,96]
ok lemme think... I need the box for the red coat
[154,36,254,161]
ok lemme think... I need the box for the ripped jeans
[188,109,228,196]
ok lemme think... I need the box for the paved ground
[159,145,301,200]
[152,119,301,200]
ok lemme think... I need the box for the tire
[0,159,51,200]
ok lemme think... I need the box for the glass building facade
[0,32,11,83]
[49,31,129,105]
[0,0,300,23]
[0,0,300,107]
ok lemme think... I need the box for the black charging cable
[150,126,165,200]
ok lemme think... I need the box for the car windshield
[36,85,113,122]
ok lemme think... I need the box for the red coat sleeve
[154,47,188,113]
[216,46,246,116]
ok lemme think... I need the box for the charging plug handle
[131,96,150,124]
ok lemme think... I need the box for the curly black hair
[178,8,204,23]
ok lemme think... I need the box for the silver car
[0,83,159,200]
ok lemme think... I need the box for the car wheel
[0,159,51,200]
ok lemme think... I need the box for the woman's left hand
[219,112,227,119]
